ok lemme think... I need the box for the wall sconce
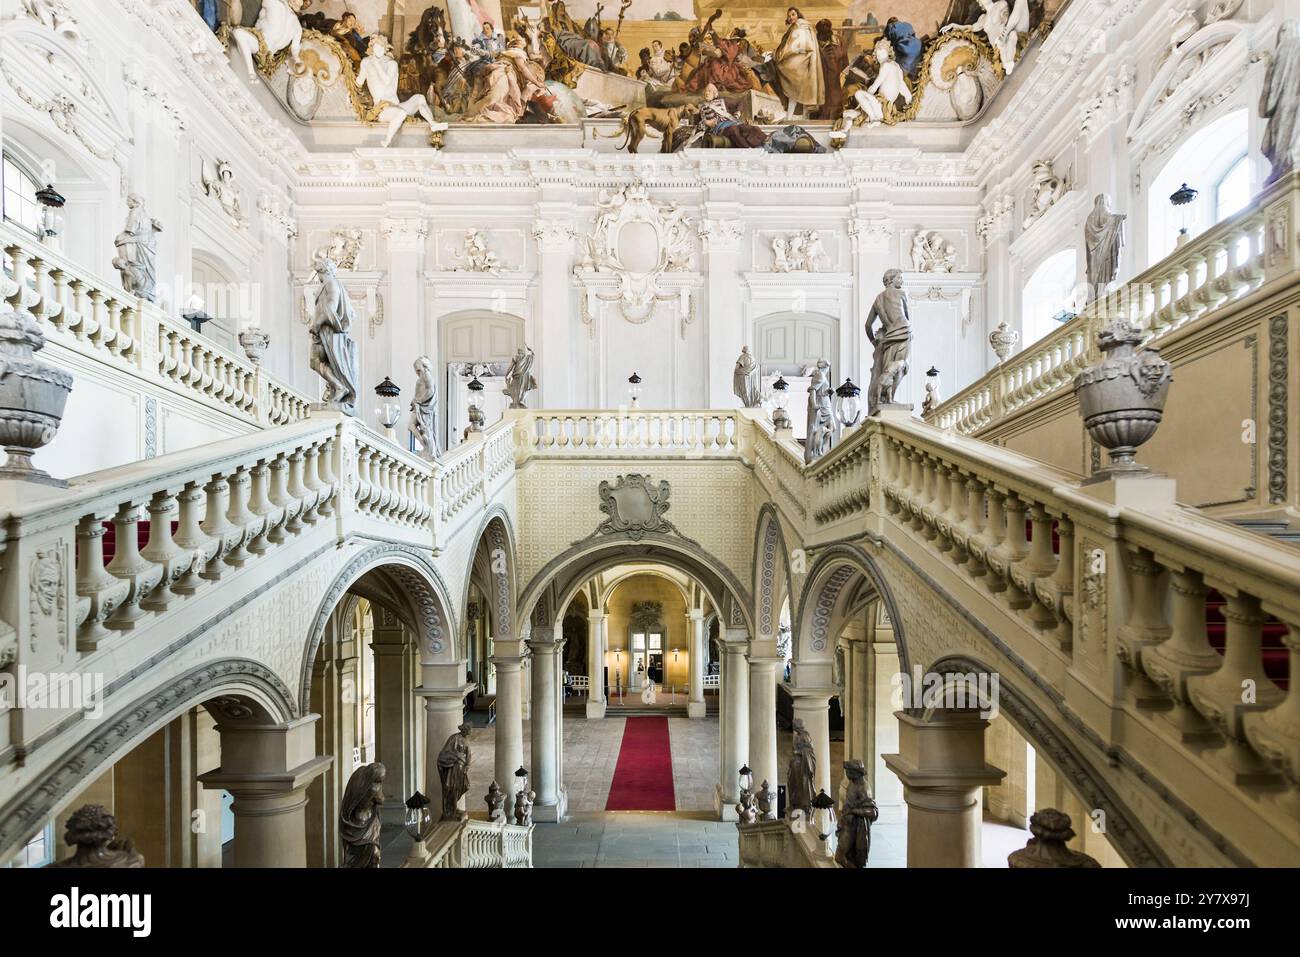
[1169,182,1198,246]
[672,648,679,662]
[374,376,402,441]
[834,377,861,428]
[771,374,791,431]
[627,371,642,409]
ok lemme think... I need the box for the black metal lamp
[181,294,214,335]
[466,371,485,434]
[627,371,642,409]
[812,788,837,844]
[35,182,64,242]
[1170,182,1198,245]
[771,374,791,430]
[834,377,861,428]
[374,376,402,439]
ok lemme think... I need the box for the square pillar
[586,611,607,719]
[687,610,706,718]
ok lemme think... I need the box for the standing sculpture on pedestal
[834,759,879,868]
[48,805,144,868]
[309,256,361,415]
[112,194,162,302]
[339,762,386,868]
[504,345,538,409]
[409,356,440,460]
[733,346,761,408]
[436,722,473,821]
[1083,194,1127,301]
[485,781,507,822]
[804,359,835,463]
[1260,20,1300,185]
[864,268,912,415]
[787,718,817,818]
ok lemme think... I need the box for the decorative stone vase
[238,327,270,365]
[0,302,73,487]
[1074,320,1173,477]
[1007,809,1100,868]
[988,320,1019,362]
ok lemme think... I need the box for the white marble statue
[231,0,304,82]
[865,269,912,415]
[357,33,445,147]
[733,346,761,408]
[1261,21,1300,186]
[504,345,537,409]
[941,0,1030,76]
[309,256,361,415]
[1022,160,1067,228]
[805,358,835,464]
[1083,193,1127,299]
[770,230,828,272]
[111,194,162,302]
[409,356,440,460]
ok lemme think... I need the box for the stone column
[716,627,750,819]
[688,610,706,718]
[414,659,473,817]
[747,637,781,797]
[587,610,607,719]
[491,638,527,804]
[883,710,1006,867]
[790,690,835,797]
[371,618,417,824]
[529,632,568,821]
[199,714,332,868]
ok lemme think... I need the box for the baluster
[1188,592,1285,781]
[75,515,129,652]
[245,460,274,555]
[1114,547,1172,705]
[104,502,164,629]
[266,455,294,543]
[172,482,216,595]
[316,438,337,516]
[140,489,192,612]
[223,466,255,566]
[199,475,236,579]
[300,444,324,523]
[285,450,309,532]
[1142,569,1223,739]
[1244,617,1300,817]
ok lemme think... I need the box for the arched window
[1021,248,1079,346]
[2,152,41,235]
[1148,109,1250,263]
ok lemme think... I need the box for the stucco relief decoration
[452,229,505,274]
[576,181,694,329]
[583,474,683,542]
[200,158,246,229]
[767,231,830,273]
[317,227,364,271]
[19,0,82,47]
[908,230,958,272]
[1021,160,1069,229]
[808,565,854,654]
[29,546,66,659]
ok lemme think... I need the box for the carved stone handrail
[928,170,1292,435]
[404,818,534,868]
[2,221,312,429]
[737,818,837,868]
[514,409,746,457]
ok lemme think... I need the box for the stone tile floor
[533,811,738,868]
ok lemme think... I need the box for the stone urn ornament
[1074,319,1173,478]
[0,301,73,486]
[238,327,270,365]
[1007,808,1101,868]
[988,320,1019,362]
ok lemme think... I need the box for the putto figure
[112,194,162,302]
[309,255,361,415]
[733,346,761,408]
[357,32,446,147]
[409,356,440,459]
[941,0,1030,76]
[436,722,473,821]
[339,762,386,868]
[865,269,912,414]
[504,345,538,409]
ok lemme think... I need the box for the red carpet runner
[604,716,676,811]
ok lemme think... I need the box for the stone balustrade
[929,171,1290,436]
[2,221,312,429]
[515,409,745,457]
[737,818,837,868]
[405,818,534,868]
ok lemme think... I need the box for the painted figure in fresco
[1261,20,1300,185]
[446,0,495,44]
[409,356,440,460]
[853,38,912,124]
[884,16,923,78]
[941,0,1031,76]
[773,7,824,119]
[472,19,506,55]
[680,28,761,95]
[231,0,303,82]
[339,762,385,868]
[331,11,370,68]
[356,32,443,146]
[865,268,912,414]
[814,19,847,120]
[199,0,219,32]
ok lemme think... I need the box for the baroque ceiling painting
[218,0,1068,149]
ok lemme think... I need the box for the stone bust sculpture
[48,804,144,868]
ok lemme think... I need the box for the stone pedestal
[883,710,1005,868]
[199,715,332,868]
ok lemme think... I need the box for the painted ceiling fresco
[210,0,1069,148]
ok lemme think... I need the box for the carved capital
[380,218,429,251]
[531,220,575,249]
[848,218,894,251]
[698,219,744,250]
